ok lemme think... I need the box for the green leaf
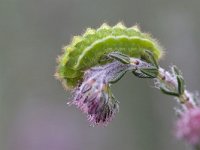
[142,50,159,68]
[177,75,185,95]
[109,70,127,84]
[132,70,153,78]
[108,52,130,64]
[140,67,158,78]
[160,86,180,97]
[172,65,182,76]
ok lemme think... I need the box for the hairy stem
[156,67,196,110]
[108,52,199,110]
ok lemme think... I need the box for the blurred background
[1,0,200,150]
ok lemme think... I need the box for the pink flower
[176,107,200,145]
[68,62,127,126]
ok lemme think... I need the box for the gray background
[1,0,200,150]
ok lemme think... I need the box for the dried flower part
[68,61,129,125]
[176,107,200,145]
[66,55,160,126]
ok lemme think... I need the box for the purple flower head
[68,61,128,126]
[175,107,200,145]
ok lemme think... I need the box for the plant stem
[110,53,199,110]
[156,67,196,110]
[105,52,200,149]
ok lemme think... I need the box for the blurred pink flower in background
[176,107,200,145]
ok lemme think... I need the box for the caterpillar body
[56,23,163,89]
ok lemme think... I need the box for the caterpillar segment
[56,23,163,89]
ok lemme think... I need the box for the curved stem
[156,67,196,110]
[108,52,199,110]
[95,52,200,149]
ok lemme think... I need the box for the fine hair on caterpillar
[56,23,163,89]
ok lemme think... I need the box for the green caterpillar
[56,23,163,89]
